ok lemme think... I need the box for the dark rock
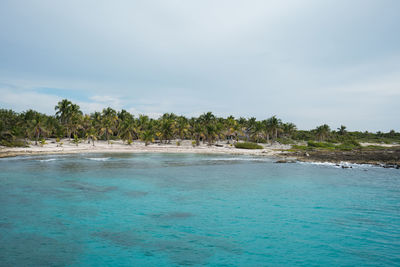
[300,147,400,169]
[275,160,296,163]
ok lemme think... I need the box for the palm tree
[315,124,331,141]
[267,116,281,140]
[55,99,72,123]
[252,121,264,143]
[141,130,154,146]
[337,125,347,136]
[199,112,217,145]
[282,123,297,138]
[55,99,73,138]
[119,120,136,144]
[214,118,225,142]
[224,116,236,142]
[80,115,92,143]
[176,116,189,141]
[44,116,59,139]
[69,106,83,139]
[245,117,257,141]
[116,109,133,136]
[100,107,118,143]
[86,127,98,146]
[159,114,175,144]
[188,118,203,146]
[29,115,47,145]
[261,119,271,143]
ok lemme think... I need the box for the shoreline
[0,139,288,159]
[1,139,399,169]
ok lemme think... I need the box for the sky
[0,0,399,132]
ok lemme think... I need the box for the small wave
[39,158,57,162]
[86,157,110,161]
[299,161,378,169]
[300,161,340,168]
[204,157,273,162]
[338,161,379,169]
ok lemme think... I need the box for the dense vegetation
[0,99,399,147]
[234,142,263,149]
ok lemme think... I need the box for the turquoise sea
[0,153,399,266]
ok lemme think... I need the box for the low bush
[234,142,263,149]
[343,139,361,147]
[292,145,310,150]
[307,141,335,148]
[364,145,386,150]
[335,139,361,151]
[39,138,47,147]
[72,135,80,146]
[0,139,27,147]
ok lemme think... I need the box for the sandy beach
[0,139,291,158]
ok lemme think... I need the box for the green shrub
[292,145,310,150]
[335,139,361,151]
[343,139,361,147]
[72,135,80,146]
[39,138,47,147]
[307,141,335,148]
[234,142,263,149]
[335,144,355,151]
[364,145,386,150]
[0,140,27,147]
[326,138,339,143]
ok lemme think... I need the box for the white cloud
[0,0,399,130]
[0,88,61,114]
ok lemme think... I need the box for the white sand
[360,142,398,147]
[0,139,291,158]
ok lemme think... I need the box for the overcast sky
[0,0,399,131]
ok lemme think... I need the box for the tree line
[0,99,399,147]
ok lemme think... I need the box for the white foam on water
[299,161,378,169]
[204,157,273,162]
[86,157,111,161]
[38,158,57,162]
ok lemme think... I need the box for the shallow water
[0,153,399,266]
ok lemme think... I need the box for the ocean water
[0,153,399,266]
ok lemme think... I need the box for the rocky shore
[280,147,400,169]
